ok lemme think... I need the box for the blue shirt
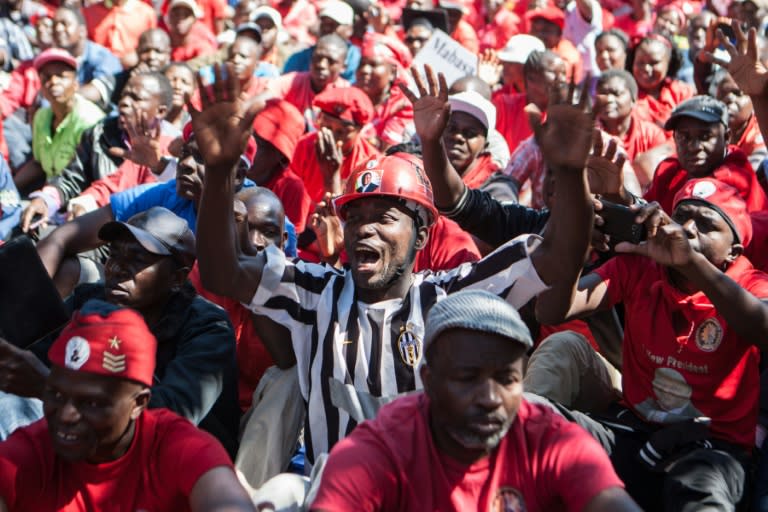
[283,43,360,83]
[0,156,21,240]
[79,41,122,84]
[109,179,298,256]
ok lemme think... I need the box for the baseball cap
[252,5,283,29]
[48,299,157,387]
[314,87,375,126]
[524,6,566,30]
[319,0,354,26]
[168,0,202,17]
[33,48,77,72]
[673,178,752,246]
[401,7,449,32]
[98,207,197,267]
[498,34,545,63]
[664,95,729,131]
[424,290,533,353]
[448,91,496,135]
[235,22,262,43]
[253,99,305,160]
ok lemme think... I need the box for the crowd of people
[1,0,768,509]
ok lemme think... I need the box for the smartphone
[717,22,737,47]
[597,200,647,246]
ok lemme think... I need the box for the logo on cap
[691,180,717,199]
[65,336,91,370]
[355,170,381,193]
[103,351,127,373]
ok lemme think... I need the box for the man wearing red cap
[249,99,312,233]
[532,178,768,510]
[0,299,255,511]
[525,5,583,82]
[292,86,381,203]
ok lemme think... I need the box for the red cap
[673,178,752,247]
[48,300,157,387]
[252,99,305,160]
[33,48,77,72]
[524,6,565,30]
[313,87,375,127]
[360,32,413,71]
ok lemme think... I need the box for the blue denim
[0,391,43,440]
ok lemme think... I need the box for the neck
[87,417,137,464]
[69,41,86,58]
[370,88,389,107]
[601,114,632,137]
[357,271,413,303]
[51,97,76,124]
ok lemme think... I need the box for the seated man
[311,290,640,512]
[0,299,254,511]
[192,62,594,468]
[533,178,768,510]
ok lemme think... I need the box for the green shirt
[32,95,105,178]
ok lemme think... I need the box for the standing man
[192,62,595,465]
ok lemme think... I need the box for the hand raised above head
[587,131,626,196]
[399,65,451,143]
[108,109,163,170]
[186,63,265,172]
[703,20,768,97]
[527,76,595,173]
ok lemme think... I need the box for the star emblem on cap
[108,336,121,350]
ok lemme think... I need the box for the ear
[130,388,152,420]
[156,103,169,119]
[727,242,744,264]
[413,224,429,251]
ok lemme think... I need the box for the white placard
[411,29,477,88]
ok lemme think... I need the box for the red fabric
[0,409,232,511]
[253,99,306,161]
[461,153,500,190]
[450,19,480,54]
[539,320,600,352]
[594,254,768,449]
[608,112,670,162]
[312,394,624,511]
[360,81,414,148]
[524,5,565,30]
[478,7,521,51]
[272,0,317,46]
[160,0,227,34]
[169,30,218,62]
[83,0,158,59]
[360,32,413,70]
[81,161,160,207]
[492,92,531,154]
[746,211,768,272]
[644,146,767,214]
[413,216,480,272]
[291,131,381,203]
[736,114,766,162]
[552,38,583,83]
[263,165,312,233]
[268,71,349,120]
[1,60,40,119]
[189,265,273,411]
[48,307,157,386]
[634,78,695,129]
[313,87,375,126]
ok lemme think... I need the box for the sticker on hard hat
[355,170,382,193]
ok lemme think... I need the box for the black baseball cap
[664,95,729,131]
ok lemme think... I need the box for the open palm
[400,65,451,142]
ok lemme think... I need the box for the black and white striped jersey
[245,234,547,463]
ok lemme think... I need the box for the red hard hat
[334,153,438,226]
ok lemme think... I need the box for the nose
[58,400,82,424]
[250,232,268,251]
[474,378,503,411]
[681,219,698,239]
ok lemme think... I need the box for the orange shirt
[552,38,583,83]
[292,132,381,203]
[493,92,531,154]
[634,78,695,129]
[607,112,669,162]
[83,0,157,59]
[736,114,767,163]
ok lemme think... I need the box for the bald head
[235,187,287,252]
[316,33,349,56]
[449,75,492,100]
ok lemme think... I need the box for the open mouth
[354,246,380,272]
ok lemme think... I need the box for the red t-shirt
[461,153,501,190]
[644,146,767,214]
[0,409,232,511]
[737,114,767,162]
[360,82,414,149]
[634,78,694,129]
[450,19,480,54]
[478,7,521,51]
[492,92,531,154]
[83,0,158,59]
[594,254,768,449]
[747,211,768,272]
[312,394,623,511]
[263,165,313,234]
[413,216,480,272]
[267,72,350,124]
[291,132,381,203]
[189,264,274,411]
[609,112,669,162]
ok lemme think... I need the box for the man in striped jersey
[193,64,595,465]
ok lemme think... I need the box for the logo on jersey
[64,336,90,370]
[491,487,527,512]
[397,326,422,367]
[695,318,723,352]
[355,170,382,193]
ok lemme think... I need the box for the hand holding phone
[596,199,647,246]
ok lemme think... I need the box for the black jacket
[34,282,241,458]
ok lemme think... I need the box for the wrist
[672,251,709,275]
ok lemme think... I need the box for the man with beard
[193,62,595,468]
[311,290,640,512]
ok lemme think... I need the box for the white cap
[319,0,354,26]
[497,34,545,63]
[252,6,283,30]
[448,91,497,135]
[168,0,202,18]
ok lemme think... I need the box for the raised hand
[108,109,163,171]
[316,128,343,195]
[310,192,344,265]
[527,78,594,172]
[477,48,502,88]
[587,131,626,196]
[187,63,264,172]
[399,65,451,143]
[614,202,695,267]
[0,338,49,399]
[704,20,768,96]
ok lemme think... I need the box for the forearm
[420,135,467,210]
[576,0,594,22]
[36,206,112,277]
[676,253,768,346]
